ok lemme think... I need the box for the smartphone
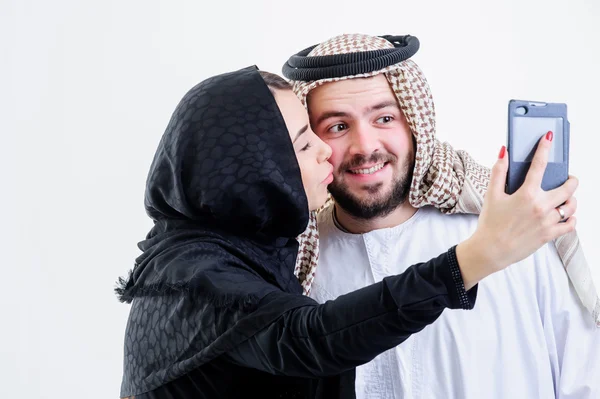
[506,99,570,194]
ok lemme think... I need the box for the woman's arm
[224,246,473,377]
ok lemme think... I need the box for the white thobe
[311,206,599,398]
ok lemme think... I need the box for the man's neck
[334,202,418,234]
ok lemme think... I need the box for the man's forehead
[307,75,398,114]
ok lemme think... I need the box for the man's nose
[348,124,380,156]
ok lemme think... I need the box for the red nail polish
[546,131,553,141]
[498,145,506,159]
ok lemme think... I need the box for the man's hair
[259,71,291,94]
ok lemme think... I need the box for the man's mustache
[340,153,397,171]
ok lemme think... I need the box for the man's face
[307,74,415,219]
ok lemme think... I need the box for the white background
[1,0,598,397]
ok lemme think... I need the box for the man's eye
[376,116,393,124]
[329,123,347,133]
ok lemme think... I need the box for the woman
[116,66,577,398]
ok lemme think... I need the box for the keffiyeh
[287,33,599,327]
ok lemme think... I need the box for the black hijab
[116,66,315,395]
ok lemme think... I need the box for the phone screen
[511,116,563,163]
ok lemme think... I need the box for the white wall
[1,0,598,397]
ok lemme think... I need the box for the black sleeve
[223,246,478,377]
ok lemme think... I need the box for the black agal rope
[282,35,420,81]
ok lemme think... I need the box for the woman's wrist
[455,233,502,290]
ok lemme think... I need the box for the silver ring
[556,206,566,221]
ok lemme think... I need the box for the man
[284,34,599,398]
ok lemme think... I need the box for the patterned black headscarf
[115,66,316,395]
[117,65,309,303]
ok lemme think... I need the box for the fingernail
[546,131,553,141]
[498,145,506,159]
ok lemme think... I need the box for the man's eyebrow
[293,124,309,143]
[366,100,398,113]
[314,101,398,126]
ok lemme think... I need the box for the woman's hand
[456,132,578,289]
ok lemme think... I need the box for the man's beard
[328,151,415,220]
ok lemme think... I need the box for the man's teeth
[349,163,385,174]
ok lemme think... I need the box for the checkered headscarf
[290,33,599,327]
